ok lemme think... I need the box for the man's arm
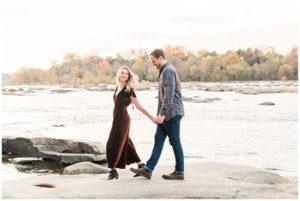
[158,68,176,121]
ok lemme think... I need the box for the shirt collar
[159,63,168,77]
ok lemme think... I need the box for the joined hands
[151,114,165,124]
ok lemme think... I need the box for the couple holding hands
[106,49,184,180]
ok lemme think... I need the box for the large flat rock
[2,136,106,164]
[2,162,297,199]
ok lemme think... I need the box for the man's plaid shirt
[157,63,184,121]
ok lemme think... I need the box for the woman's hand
[156,114,165,124]
[150,116,158,124]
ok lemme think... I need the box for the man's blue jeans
[145,115,184,173]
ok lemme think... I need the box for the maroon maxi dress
[106,87,141,169]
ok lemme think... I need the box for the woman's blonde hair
[116,66,139,92]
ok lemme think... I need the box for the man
[130,49,185,180]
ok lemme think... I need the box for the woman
[106,66,156,180]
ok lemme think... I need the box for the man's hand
[156,114,165,124]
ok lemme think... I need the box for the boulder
[62,161,110,175]
[227,170,287,185]
[10,157,43,164]
[41,151,106,164]
[2,137,106,164]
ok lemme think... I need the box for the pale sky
[1,0,298,73]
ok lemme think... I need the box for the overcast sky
[1,0,298,73]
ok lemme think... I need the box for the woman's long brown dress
[106,87,141,169]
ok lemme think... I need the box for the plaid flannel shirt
[157,63,184,121]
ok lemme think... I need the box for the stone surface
[2,162,297,199]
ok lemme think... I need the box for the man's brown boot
[162,171,184,180]
[130,167,152,179]
[133,163,145,177]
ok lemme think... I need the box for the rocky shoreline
[2,81,297,96]
[2,136,106,165]
[2,136,298,199]
[2,136,108,178]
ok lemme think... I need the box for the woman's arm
[130,96,156,124]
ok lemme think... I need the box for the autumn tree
[284,47,298,80]
[8,46,298,85]
[132,57,146,81]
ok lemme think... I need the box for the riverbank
[2,162,297,199]
[2,81,297,183]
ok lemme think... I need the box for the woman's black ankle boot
[107,169,119,180]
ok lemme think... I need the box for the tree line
[6,45,298,85]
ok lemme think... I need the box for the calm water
[2,81,298,180]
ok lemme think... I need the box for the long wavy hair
[116,66,139,93]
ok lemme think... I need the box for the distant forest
[3,45,298,85]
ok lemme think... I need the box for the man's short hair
[150,49,165,59]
